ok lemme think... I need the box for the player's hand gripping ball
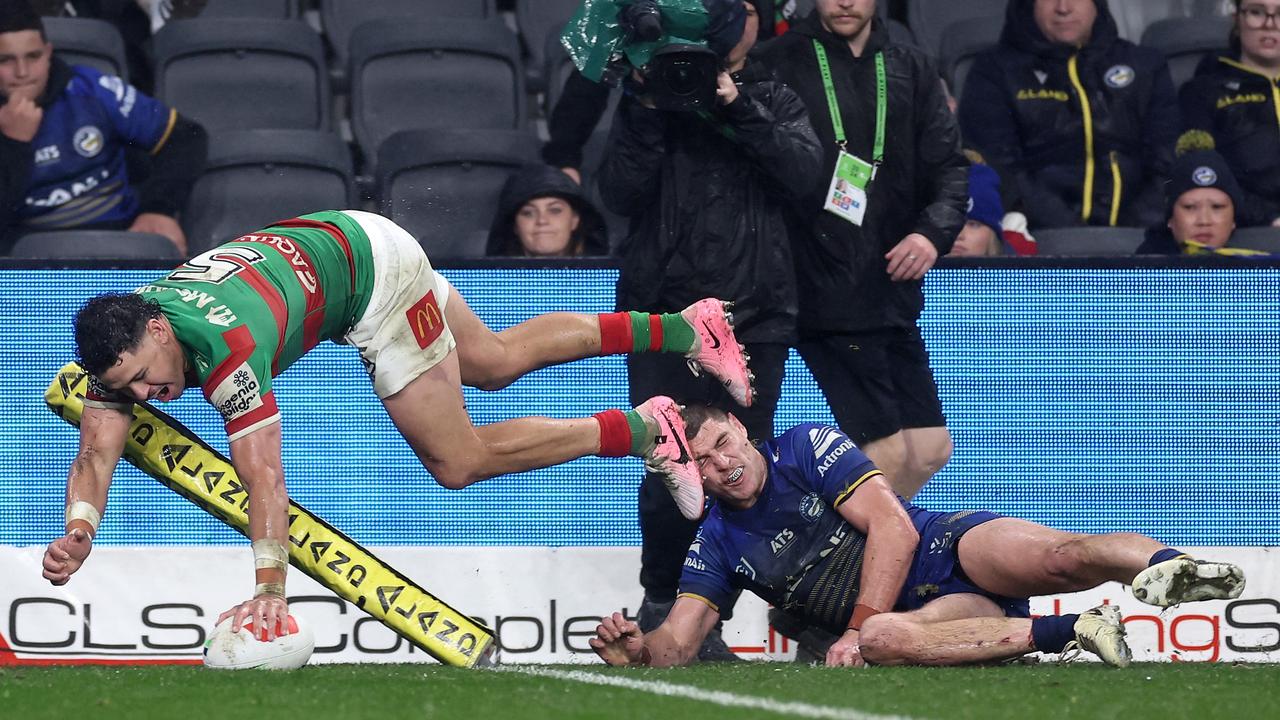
[203,614,314,670]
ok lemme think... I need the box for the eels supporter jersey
[678,424,892,634]
[85,211,376,441]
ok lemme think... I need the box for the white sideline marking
[500,666,919,720]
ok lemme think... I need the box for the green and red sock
[594,408,654,457]
[598,311,696,356]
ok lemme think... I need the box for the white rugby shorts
[338,209,455,398]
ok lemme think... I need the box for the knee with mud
[857,614,916,666]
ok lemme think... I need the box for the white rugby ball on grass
[203,614,314,670]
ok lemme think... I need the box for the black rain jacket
[754,14,968,332]
[597,59,822,344]
[958,0,1180,230]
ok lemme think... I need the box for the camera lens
[661,59,702,96]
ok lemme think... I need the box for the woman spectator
[1180,1,1280,227]
[486,164,609,257]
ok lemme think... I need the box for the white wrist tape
[65,501,101,538]
[252,539,289,571]
[255,582,287,598]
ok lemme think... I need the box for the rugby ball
[203,614,314,670]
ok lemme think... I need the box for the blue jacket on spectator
[958,0,1180,230]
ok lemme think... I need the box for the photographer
[596,0,823,659]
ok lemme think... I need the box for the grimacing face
[95,317,190,403]
[0,29,52,102]
[1033,0,1097,47]
[1168,187,1235,250]
[688,413,768,510]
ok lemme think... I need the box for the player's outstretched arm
[218,422,291,640]
[829,475,920,667]
[43,405,130,585]
[590,597,719,667]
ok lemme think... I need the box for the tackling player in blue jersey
[591,405,1247,668]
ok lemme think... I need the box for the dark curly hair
[75,293,165,377]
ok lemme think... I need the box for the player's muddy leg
[957,518,1166,598]
[859,594,1034,666]
[381,349,601,489]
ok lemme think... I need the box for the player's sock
[598,312,697,355]
[593,409,654,457]
[1148,548,1187,567]
[1030,614,1079,653]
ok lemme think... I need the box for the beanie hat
[1166,131,1244,217]
[966,163,1004,236]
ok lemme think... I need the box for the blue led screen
[2,267,1278,547]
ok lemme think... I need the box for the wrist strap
[66,501,101,539]
[255,582,286,598]
[849,603,882,631]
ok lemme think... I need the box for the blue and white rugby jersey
[20,64,175,228]
[678,424,892,632]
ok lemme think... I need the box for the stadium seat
[907,0,1007,60]
[9,230,182,260]
[320,0,495,75]
[182,130,357,254]
[1033,227,1148,256]
[1141,16,1233,91]
[1229,226,1280,255]
[515,0,581,92]
[349,18,526,173]
[198,0,297,19]
[44,16,128,81]
[1112,0,1231,42]
[940,16,1003,100]
[375,129,540,258]
[152,18,329,132]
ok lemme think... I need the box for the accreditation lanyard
[813,40,886,226]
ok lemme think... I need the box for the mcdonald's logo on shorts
[406,290,445,349]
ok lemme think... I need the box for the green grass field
[1,662,1275,720]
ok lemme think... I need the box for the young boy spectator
[0,0,206,254]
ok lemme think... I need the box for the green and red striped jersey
[88,211,377,441]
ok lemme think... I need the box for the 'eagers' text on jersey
[677,424,888,633]
[86,212,376,440]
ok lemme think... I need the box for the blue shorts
[898,508,1031,618]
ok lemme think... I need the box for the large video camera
[562,0,747,112]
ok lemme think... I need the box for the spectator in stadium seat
[1179,0,1280,227]
[590,405,1247,668]
[958,0,1181,231]
[753,0,967,500]
[486,164,610,257]
[948,162,1013,257]
[596,0,823,662]
[0,0,207,255]
[1136,135,1268,256]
